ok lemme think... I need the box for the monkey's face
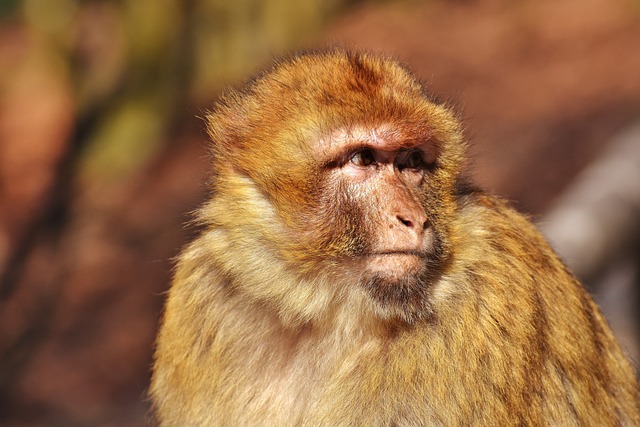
[206,51,464,323]
[295,124,454,322]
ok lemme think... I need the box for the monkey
[150,50,640,426]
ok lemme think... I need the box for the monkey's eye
[400,151,425,170]
[350,149,376,167]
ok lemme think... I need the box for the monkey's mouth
[370,250,426,257]
[362,251,428,278]
[363,250,430,262]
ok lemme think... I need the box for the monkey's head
[204,50,465,324]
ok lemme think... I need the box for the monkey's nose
[396,215,428,232]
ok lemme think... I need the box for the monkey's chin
[360,254,437,324]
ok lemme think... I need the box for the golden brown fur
[151,50,640,426]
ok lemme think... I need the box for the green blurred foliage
[0,0,19,21]
[15,0,352,187]
[192,0,343,98]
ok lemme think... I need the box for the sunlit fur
[151,50,640,426]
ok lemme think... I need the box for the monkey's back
[468,193,640,424]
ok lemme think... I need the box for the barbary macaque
[151,50,640,426]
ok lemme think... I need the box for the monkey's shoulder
[454,190,552,261]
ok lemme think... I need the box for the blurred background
[1,0,639,425]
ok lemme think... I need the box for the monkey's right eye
[350,150,376,167]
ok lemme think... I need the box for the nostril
[397,216,414,228]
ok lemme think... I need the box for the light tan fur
[151,50,640,426]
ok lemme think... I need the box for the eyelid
[320,146,368,169]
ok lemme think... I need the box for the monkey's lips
[364,251,427,277]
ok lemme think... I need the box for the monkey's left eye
[350,149,376,167]
[401,151,425,170]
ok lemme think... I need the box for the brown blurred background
[1,0,639,425]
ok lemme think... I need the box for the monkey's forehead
[208,51,464,162]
